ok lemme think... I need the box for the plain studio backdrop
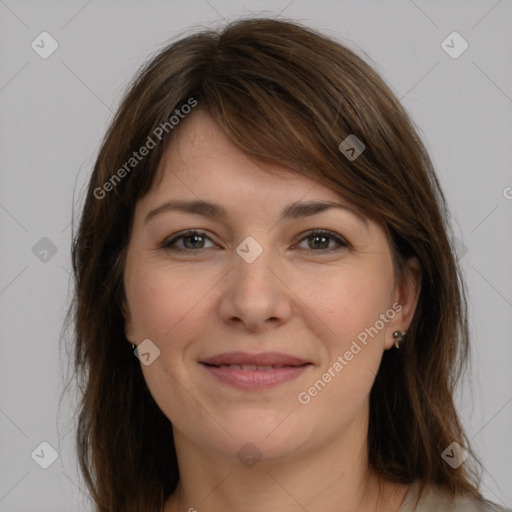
[0,1,511,510]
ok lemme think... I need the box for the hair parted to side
[65,16,483,512]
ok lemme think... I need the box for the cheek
[298,264,393,340]
[125,272,170,340]
[296,272,391,408]
[296,263,394,401]
[125,262,207,342]
[124,263,211,424]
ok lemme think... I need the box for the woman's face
[123,109,419,463]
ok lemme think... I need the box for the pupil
[312,235,328,249]
[185,234,203,249]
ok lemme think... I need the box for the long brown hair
[64,16,483,511]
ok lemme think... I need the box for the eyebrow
[144,199,369,227]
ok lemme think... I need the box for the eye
[294,229,348,252]
[160,230,216,252]
[160,228,349,253]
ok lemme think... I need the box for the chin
[202,409,314,463]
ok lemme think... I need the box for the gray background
[0,0,511,510]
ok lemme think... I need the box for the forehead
[146,109,346,206]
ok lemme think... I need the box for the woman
[68,16,510,512]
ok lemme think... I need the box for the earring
[131,344,136,350]
[393,330,406,349]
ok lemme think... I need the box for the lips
[199,351,310,368]
[199,352,312,390]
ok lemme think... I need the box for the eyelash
[160,229,349,253]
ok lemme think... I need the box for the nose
[217,244,293,332]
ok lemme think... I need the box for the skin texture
[123,109,422,512]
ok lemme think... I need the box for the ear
[384,256,422,350]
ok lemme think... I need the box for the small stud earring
[393,330,406,349]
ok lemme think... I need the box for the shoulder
[399,482,511,512]
[441,495,512,512]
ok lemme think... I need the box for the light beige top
[397,481,511,512]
